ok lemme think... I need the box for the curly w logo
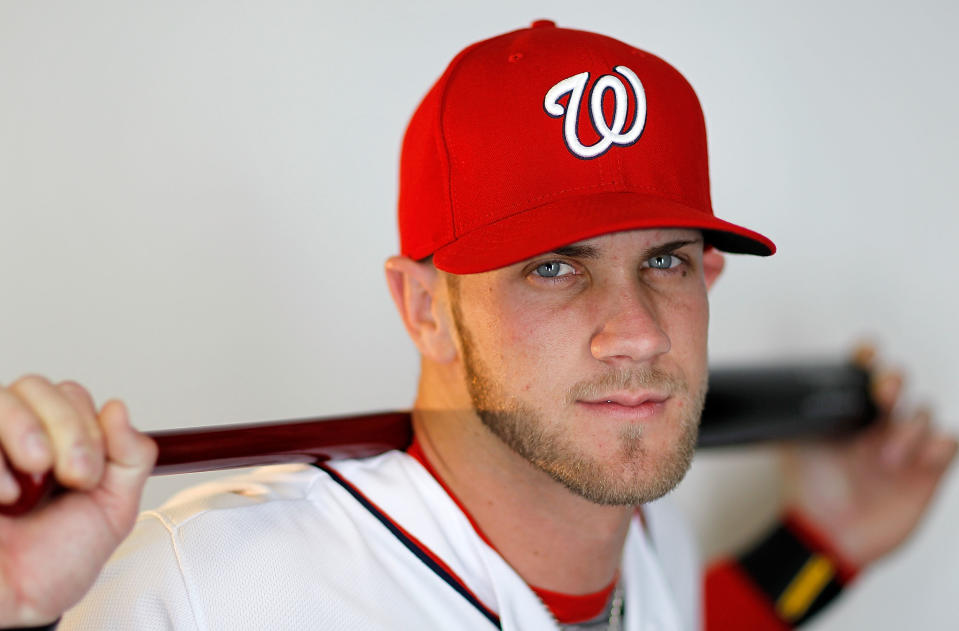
[543,66,647,160]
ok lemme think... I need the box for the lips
[581,392,669,407]
[576,392,670,420]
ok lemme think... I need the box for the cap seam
[586,46,613,188]
[438,35,510,242]
[436,41,487,242]
[436,67,458,242]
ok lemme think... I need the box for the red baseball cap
[398,20,776,274]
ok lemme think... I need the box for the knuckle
[57,381,97,412]
[11,374,52,392]
[57,380,87,396]
[56,382,101,431]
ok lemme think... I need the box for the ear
[702,247,725,290]
[384,256,458,363]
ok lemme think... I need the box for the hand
[0,376,157,627]
[781,348,957,570]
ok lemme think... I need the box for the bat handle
[2,469,55,516]
[0,410,414,517]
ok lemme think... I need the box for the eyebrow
[551,244,601,259]
[546,238,702,261]
[642,238,703,260]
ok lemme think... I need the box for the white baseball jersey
[60,450,701,630]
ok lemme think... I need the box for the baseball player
[1,21,955,631]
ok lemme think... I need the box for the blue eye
[647,254,679,270]
[534,261,574,278]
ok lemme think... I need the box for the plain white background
[2,1,957,628]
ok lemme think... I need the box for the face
[446,228,711,505]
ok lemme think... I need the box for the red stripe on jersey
[407,436,617,624]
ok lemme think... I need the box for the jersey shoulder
[62,452,499,630]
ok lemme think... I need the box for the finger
[850,342,877,369]
[880,408,932,470]
[918,433,958,471]
[0,385,54,474]
[9,376,105,490]
[0,451,21,504]
[55,380,106,487]
[871,370,903,416]
[56,381,99,423]
[95,399,157,535]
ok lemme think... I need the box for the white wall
[2,1,957,628]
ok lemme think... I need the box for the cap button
[530,19,556,28]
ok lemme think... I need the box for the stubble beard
[449,286,706,506]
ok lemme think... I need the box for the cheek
[658,290,710,372]
[507,298,586,350]
[653,277,709,329]
[480,300,586,390]
[673,292,709,338]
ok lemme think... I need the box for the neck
[412,362,634,594]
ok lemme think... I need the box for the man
[1,21,954,630]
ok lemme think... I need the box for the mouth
[576,392,670,420]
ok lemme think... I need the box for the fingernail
[23,431,51,462]
[0,471,19,503]
[71,446,92,477]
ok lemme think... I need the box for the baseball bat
[0,362,876,516]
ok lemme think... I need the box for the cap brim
[432,191,775,273]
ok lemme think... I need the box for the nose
[589,283,671,365]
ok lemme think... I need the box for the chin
[518,417,699,506]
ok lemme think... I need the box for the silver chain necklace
[556,581,624,631]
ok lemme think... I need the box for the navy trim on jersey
[317,463,503,629]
